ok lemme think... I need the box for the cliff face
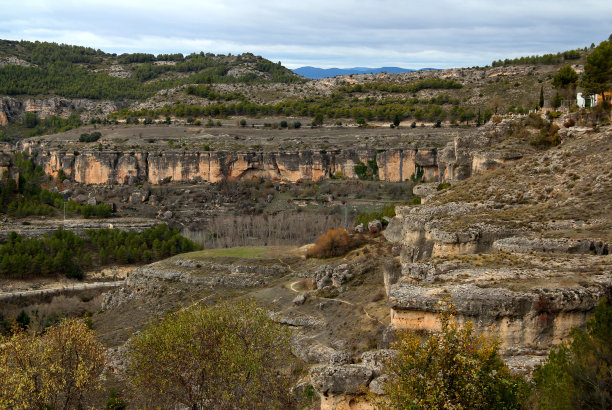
[0,96,123,125]
[383,124,612,358]
[15,145,442,185]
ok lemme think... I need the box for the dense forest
[0,224,201,279]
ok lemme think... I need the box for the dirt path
[288,280,386,325]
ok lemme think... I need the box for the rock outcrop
[384,123,612,367]
[0,96,124,125]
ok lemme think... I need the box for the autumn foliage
[380,299,529,409]
[307,228,363,258]
[0,318,105,409]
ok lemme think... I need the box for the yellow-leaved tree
[381,299,530,409]
[0,318,106,409]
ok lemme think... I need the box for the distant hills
[292,66,438,79]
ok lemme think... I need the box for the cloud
[1,0,611,68]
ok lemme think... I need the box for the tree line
[0,224,201,279]
[111,92,489,124]
[338,78,463,93]
[491,49,583,67]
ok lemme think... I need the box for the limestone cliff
[12,145,441,184]
[384,123,612,359]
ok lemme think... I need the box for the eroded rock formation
[13,145,441,184]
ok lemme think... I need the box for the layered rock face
[16,146,442,184]
[383,123,612,360]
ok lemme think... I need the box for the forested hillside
[0,40,303,100]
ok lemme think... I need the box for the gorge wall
[13,144,441,185]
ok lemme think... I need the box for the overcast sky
[1,0,610,69]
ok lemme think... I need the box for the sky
[1,0,611,69]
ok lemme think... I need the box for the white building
[577,92,597,108]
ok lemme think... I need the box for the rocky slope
[384,121,611,363]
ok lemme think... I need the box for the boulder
[354,223,365,233]
[360,349,398,377]
[368,220,382,234]
[310,365,373,396]
[368,375,389,395]
[293,293,307,305]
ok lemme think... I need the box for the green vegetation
[128,300,299,409]
[355,204,396,227]
[0,153,110,218]
[108,89,478,124]
[0,318,105,409]
[79,131,102,142]
[338,78,462,93]
[532,298,611,409]
[0,40,303,102]
[410,164,425,183]
[582,38,612,98]
[23,113,83,137]
[492,49,583,67]
[552,65,579,88]
[189,246,269,259]
[0,224,201,279]
[381,299,529,409]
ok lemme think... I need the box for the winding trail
[287,280,386,326]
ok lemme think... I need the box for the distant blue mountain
[292,66,437,79]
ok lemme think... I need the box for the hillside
[0,39,303,101]
[0,38,605,142]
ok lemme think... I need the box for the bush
[307,228,363,258]
[355,204,395,227]
[532,298,611,409]
[531,123,561,148]
[79,131,102,142]
[128,300,298,409]
[381,299,529,409]
[564,118,576,128]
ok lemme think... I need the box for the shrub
[79,131,102,142]
[531,123,561,148]
[564,118,576,128]
[381,299,529,409]
[355,204,395,227]
[307,228,363,258]
[128,300,298,409]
